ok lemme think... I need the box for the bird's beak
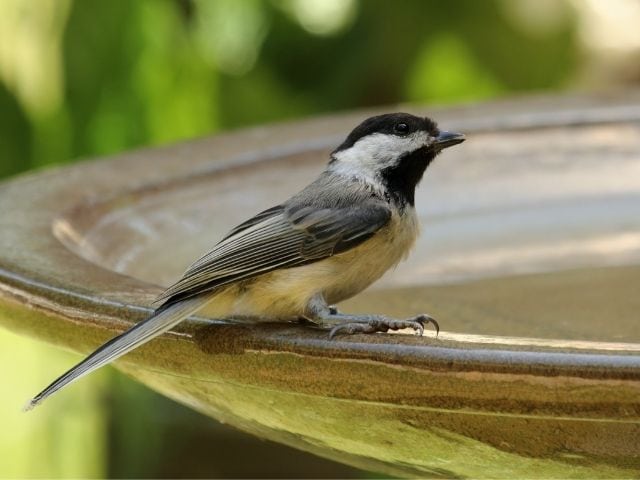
[434,131,465,150]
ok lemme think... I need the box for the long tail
[24,296,205,411]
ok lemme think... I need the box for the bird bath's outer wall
[1,93,640,478]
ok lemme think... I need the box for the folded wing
[155,201,391,308]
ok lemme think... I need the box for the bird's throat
[379,147,435,208]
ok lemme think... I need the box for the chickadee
[26,113,464,410]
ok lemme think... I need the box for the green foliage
[0,82,32,177]
[0,0,580,177]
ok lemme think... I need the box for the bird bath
[0,93,639,478]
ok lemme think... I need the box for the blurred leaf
[406,34,504,103]
[0,82,32,176]
[193,0,269,75]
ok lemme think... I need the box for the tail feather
[24,297,205,411]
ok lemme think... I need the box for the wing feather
[155,201,391,307]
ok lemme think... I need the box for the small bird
[25,113,464,410]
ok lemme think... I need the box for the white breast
[321,206,419,304]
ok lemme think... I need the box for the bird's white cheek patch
[334,131,431,173]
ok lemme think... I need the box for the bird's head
[329,113,465,205]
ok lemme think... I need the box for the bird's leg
[304,295,439,339]
[300,296,342,325]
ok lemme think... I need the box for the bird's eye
[394,123,409,135]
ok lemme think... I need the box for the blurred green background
[1,0,639,477]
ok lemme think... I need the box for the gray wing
[155,201,391,307]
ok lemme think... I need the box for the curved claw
[415,314,439,338]
[328,323,369,339]
[328,325,341,339]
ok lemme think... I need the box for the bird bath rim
[1,92,640,372]
[1,92,640,478]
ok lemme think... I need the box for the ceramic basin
[0,93,639,478]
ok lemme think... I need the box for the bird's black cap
[334,113,439,153]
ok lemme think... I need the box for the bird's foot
[327,314,439,339]
[304,295,438,340]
